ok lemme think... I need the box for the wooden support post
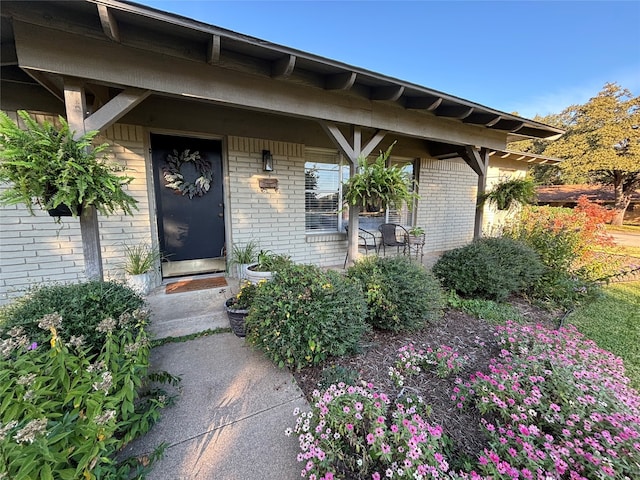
[474,148,490,239]
[63,78,104,281]
[320,121,386,266]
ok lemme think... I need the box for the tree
[508,113,586,185]
[543,83,640,225]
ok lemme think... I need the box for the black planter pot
[47,203,81,217]
[225,298,248,338]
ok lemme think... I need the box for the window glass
[305,160,345,232]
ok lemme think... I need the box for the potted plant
[342,143,419,213]
[245,250,292,283]
[228,240,259,279]
[123,243,163,295]
[407,226,425,245]
[0,110,137,218]
[481,178,536,211]
[224,280,261,337]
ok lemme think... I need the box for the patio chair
[378,223,408,256]
[344,227,379,267]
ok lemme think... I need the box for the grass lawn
[607,224,640,233]
[567,281,640,390]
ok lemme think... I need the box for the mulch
[291,299,562,462]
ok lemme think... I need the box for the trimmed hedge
[347,256,444,331]
[0,281,144,354]
[245,263,368,370]
[432,237,545,301]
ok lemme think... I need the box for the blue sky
[136,0,639,120]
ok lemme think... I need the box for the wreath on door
[163,149,213,199]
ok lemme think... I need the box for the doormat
[165,276,228,294]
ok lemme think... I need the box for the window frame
[304,149,347,234]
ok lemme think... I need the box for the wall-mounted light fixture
[262,150,274,172]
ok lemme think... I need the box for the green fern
[0,110,138,217]
[482,178,536,210]
[343,143,418,211]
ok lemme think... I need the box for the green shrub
[318,364,360,390]
[0,310,178,479]
[432,237,545,301]
[347,256,444,331]
[0,281,144,354]
[446,290,525,324]
[245,263,368,370]
[501,201,618,307]
[503,200,617,282]
[531,271,599,310]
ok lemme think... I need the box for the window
[305,150,348,232]
[386,162,415,227]
[304,151,416,233]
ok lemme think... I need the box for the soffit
[1,0,564,141]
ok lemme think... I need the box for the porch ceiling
[0,0,563,149]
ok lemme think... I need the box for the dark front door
[151,133,225,278]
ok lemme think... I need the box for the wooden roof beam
[271,54,296,79]
[24,69,64,102]
[460,145,487,177]
[84,87,151,132]
[207,34,221,64]
[320,122,358,164]
[405,96,442,111]
[371,85,404,101]
[361,130,387,159]
[427,141,463,160]
[463,112,502,127]
[325,71,356,90]
[0,43,18,66]
[13,21,507,150]
[97,4,120,42]
[489,119,525,132]
[434,105,474,120]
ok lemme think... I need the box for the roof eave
[88,0,563,140]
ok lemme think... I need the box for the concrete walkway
[120,280,308,479]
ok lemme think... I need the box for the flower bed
[289,320,640,479]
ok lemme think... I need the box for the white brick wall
[226,137,347,267]
[482,162,527,236]
[415,158,477,253]
[0,117,152,305]
[1,121,497,305]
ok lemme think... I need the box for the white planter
[236,263,251,280]
[244,264,273,284]
[125,272,153,296]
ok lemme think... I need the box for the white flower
[13,418,47,444]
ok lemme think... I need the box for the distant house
[0,0,563,304]
[536,184,640,208]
